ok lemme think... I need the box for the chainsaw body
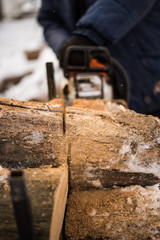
[63,46,112,101]
[46,46,130,105]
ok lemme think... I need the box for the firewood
[0,165,68,240]
[1,97,160,240]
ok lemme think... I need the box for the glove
[58,35,96,68]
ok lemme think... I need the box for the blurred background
[0,0,61,102]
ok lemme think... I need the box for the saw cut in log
[66,99,160,189]
[65,185,160,240]
[0,165,68,240]
[0,98,66,168]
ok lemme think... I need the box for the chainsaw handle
[63,46,111,74]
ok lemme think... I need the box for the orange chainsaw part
[90,58,109,82]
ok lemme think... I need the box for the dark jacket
[38,0,160,116]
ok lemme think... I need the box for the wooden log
[0,165,68,240]
[65,100,160,189]
[65,186,160,240]
[0,97,66,168]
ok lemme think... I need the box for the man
[38,0,160,117]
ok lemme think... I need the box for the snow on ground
[0,17,63,101]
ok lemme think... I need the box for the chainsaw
[46,46,130,105]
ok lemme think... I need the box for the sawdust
[66,100,160,189]
[65,186,160,240]
[73,98,127,112]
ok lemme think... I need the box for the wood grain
[0,165,68,240]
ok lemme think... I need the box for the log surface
[0,98,66,168]
[1,97,160,240]
[66,100,160,189]
[65,186,160,240]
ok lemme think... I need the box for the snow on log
[0,97,66,168]
[65,185,160,240]
[0,165,68,240]
[66,99,160,189]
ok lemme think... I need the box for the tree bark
[0,98,66,168]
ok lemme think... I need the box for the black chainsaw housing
[46,46,130,104]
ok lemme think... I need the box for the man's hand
[58,35,96,68]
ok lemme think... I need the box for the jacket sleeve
[74,0,156,45]
[37,0,70,54]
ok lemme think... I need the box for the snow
[146,183,160,191]
[0,166,8,183]
[118,138,160,178]
[119,143,131,155]
[0,17,114,103]
[24,130,44,144]
[2,0,41,19]
[90,179,103,188]
[0,17,62,101]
